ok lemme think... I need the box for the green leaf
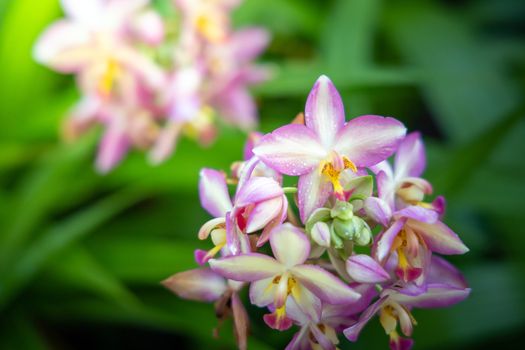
[88,236,197,285]
[255,62,417,97]
[0,313,49,350]
[0,0,61,134]
[0,188,148,310]
[0,137,98,267]
[234,0,321,38]
[44,245,140,309]
[384,2,521,143]
[322,0,381,69]
[35,295,274,350]
[427,104,525,195]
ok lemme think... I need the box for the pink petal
[231,292,249,350]
[407,219,469,255]
[95,117,130,174]
[253,124,327,176]
[364,197,392,227]
[199,168,232,217]
[311,324,336,350]
[161,268,227,302]
[375,219,405,263]
[338,284,379,316]
[209,254,284,282]
[148,122,182,164]
[304,75,345,148]
[249,277,275,307]
[119,47,166,90]
[270,224,310,268]
[230,28,270,62]
[311,222,331,247]
[246,196,283,233]
[131,9,165,45]
[403,176,433,192]
[215,87,258,131]
[33,20,93,72]
[334,115,406,167]
[291,265,360,304]
[243,132,262,160]
[394,206,438,224]
[263,311,293,331]
[298,169,331,223]
[427,255,468,288]
[225,212,252,255]
[235,157,259,191]
[346,255,390,283]
[285,326,310,350]
[395,132,426,179]
[376,168,396,209]
[343,297,387,341]
[392,284,471,309]
[389,334,414,350]
[256,196,288,247]
[235,177,283,207]
[290,284,322,323]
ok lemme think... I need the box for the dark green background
[0,0,524,348]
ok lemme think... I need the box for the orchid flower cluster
[163,75,470,350]
[34,0,269,172]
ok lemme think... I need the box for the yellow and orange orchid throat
[380,303,417,341]
[98,58,120,98]
[264,273,298,330]
[195,10,227,42]
[201,227,227,262]
[309,324,339,349]
[320,152,357,199]
[390,228,425,282]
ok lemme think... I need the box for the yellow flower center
[320,153,357,199]
[98,58,120,98]
[195,11,225,42]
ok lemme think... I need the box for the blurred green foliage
[1,0,525,349]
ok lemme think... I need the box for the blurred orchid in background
[163,76,471,350]
[34,0,270,172]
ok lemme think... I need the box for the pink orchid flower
[253,75,407,222]
[175,0,241,43]
[206,28,271,131]
[162,268,249,350]
[63,96,160,173]
[365,203,468,283]
[284,303,350,350]
[209,224,361,331]
[149,28,270,164]
[344,256,471,350]
[371,132,444,213]
[196,168,287,260]
[34,0,165,102]
[231,132,282,188]
[364,133,469,283]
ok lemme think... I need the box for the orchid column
[164,75,470,350]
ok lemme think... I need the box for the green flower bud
[332,217,356,240]
[353,220,372,246]
[305,208,331,234]
[329,224,345,249]
[332,216,372,246]
[330,201,354,221]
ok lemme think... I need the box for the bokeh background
[1,0,525,349]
